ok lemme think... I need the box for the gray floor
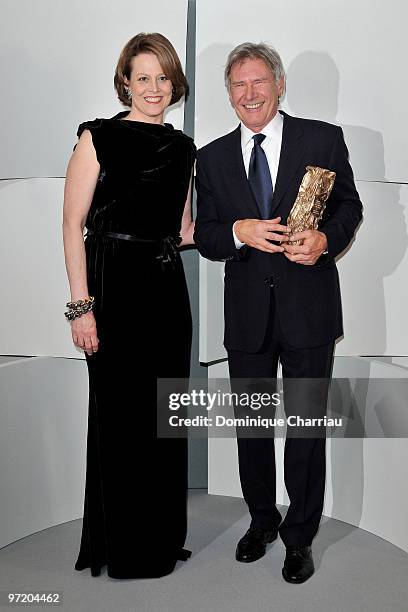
[0,490,407,612]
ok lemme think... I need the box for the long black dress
[73,111,195,579]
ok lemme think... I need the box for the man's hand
[235,217,290,253]
[282,229,328,265]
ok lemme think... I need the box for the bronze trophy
[287,166,336,245]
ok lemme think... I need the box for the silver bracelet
[64,296,95,321]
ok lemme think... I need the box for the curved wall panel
[0,358,88,550]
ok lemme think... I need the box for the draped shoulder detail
[172,130,196,177]
[74,118,105,163]
[176,130,196,153]
[186,135,197,159]
[77,118,104,139]
[170,126,195,146]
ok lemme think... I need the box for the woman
[62,33,195,579]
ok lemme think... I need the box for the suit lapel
[223,126,261,218]
[271,111,305,215]
[221,114,306,219]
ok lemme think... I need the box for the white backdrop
[196,0,408,181]
[196,0,408,360]
[0,0,188,178]
[0,0,189,358]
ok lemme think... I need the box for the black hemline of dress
[74,548,191,579]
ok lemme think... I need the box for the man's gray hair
[224,42,286,89]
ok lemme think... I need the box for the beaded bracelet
[64,296,95,321]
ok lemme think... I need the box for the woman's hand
[71,311,99,355]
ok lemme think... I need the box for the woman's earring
[125,86,132,99]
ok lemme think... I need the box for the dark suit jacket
[194,111,363,352]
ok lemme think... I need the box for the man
[194,42,362,584]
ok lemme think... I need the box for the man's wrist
[233,220,245,249]
[319,230,328,254]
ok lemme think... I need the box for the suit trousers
[227,288,334,547]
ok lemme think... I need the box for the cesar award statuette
[287,166,336,245]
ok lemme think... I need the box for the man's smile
[243,102,264,110]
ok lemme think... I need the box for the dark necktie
[248,133,273,219]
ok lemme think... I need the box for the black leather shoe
[282,546,314,583]
[235,527,277,563]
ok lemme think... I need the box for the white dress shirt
[233,111,284,248]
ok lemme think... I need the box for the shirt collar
[240,110,284,149]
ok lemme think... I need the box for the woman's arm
[179,173,195,247]
[62,130,100,354]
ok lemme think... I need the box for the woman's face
[124,52,173,123]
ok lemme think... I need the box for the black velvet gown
[73,111,195,579]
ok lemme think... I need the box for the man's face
[228,58,285,132]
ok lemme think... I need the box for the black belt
[85,229,181,270]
